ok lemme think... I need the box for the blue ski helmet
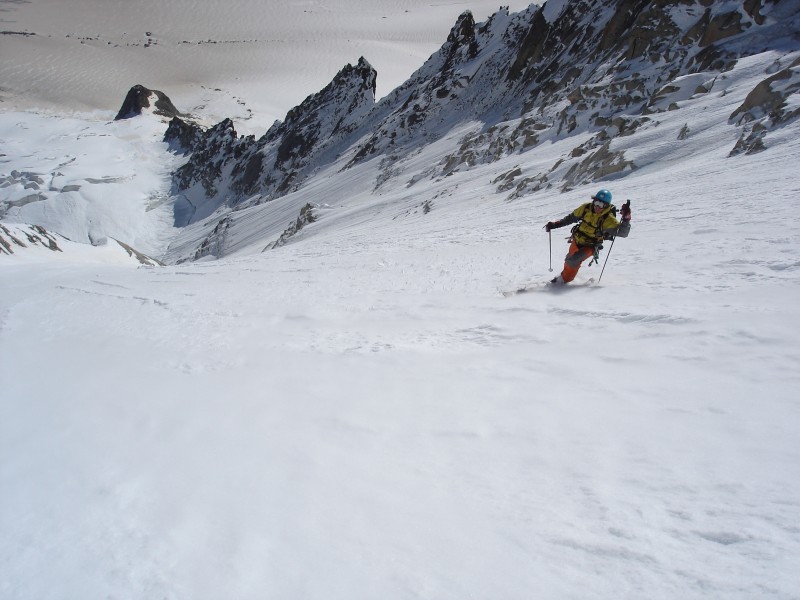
[592,188,612,204]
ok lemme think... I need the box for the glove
[620,200,631,221]
[544,221,557,232]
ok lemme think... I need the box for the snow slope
[2,1,800,599]
[2,129,800,597]
[0,111,177,256]
[3,100,800,600]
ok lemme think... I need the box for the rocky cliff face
[165,0,800,260]
[168,57,377,226]
[419,0,800,194]
[729,54,800,156]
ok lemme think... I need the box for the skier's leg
[561,242,593,283]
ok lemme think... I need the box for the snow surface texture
[0,113,176,256]
[2,1,800,599]
[0,0,532,131]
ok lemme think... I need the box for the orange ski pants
[561,241,596,283]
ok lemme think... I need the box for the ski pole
[548,230,553,272]
[597,200,630,284]
[597,234,616,284]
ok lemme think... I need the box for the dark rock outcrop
[171,57,377,221]
[115,84,183,120]
[730,57,800,125]
[729,55,800,155]
[267,203,317,250]
[164,117,204,155]
[171,118,248,226]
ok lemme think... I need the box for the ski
[501,277,595,296]
[502,282,549,296]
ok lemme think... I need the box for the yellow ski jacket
[555,202,630,247]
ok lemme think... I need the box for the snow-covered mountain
[160,0,800,262]
[2,0,798,263]
[167,57,378,227]
[2,2,800,599]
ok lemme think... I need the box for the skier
[544,189,631,284]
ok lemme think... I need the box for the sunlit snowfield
[2,0,800,598]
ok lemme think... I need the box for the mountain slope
[2,2,800,598]
[168,57,378,231]
[162,0,800,262]
[2,89,800,600]
[0,111,179,259]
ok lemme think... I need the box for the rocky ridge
[166,57,376,226]
[165,0,800,261]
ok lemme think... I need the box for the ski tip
[501,281,549,296]
[501,287,526,297]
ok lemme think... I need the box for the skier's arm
[544,212,579,231]
[602,202,631,238]
[603,219,630,239]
